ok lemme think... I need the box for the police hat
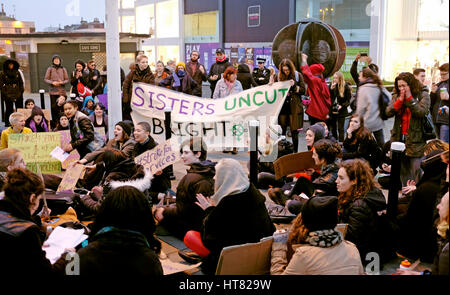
[257,57,266,63]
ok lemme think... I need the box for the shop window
[121,15,135,33]
[136,4,155,35]
[121,0,134,9]
[156,0,179,38]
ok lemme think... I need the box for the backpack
[378,87,390,120]
[367,133,384,170]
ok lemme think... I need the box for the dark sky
[1,0,105,31]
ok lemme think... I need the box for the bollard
[249,120,259,185]
[39,89,45,109]
[164,107,176,180]
[387,142,405,217]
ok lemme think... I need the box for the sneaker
[178,249,203,264]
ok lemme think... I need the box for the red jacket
[301,65,331,121]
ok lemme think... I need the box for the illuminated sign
[248,5,261,28]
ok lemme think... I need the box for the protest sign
[134,138,181,175]
[57,164,85,192]
[273,151,321,179]
[130,81,290,150]
[17,108,51,122]
[57,130,80,169]
[8,132,61,174]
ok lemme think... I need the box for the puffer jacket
[385,88,430,158]
[0,59,24,102]
[338,188,387,263]
[212,78,243,99]
[430,79,449,125]
[356,82,389,132]
[313,161,339,196]
[161,160,215,239]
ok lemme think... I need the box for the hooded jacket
[0,59,24,102]
[82,96,95,116]
[44,54,69,96]
[161,160,216,238]
[208,57,231,91]
[300,64,331,121]
[356,82,389,132]
[25,106,50,132]
[237,64,258,90]
[338,188,387,262]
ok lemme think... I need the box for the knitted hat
[115,121,132,137]
[176,62,186,70]
[302,196,338,231]
[310,64,325,76]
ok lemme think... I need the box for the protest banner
[17,108,52,122]
[273,151,321,180]
[130,81,290,150]
[57,164,85,192]
[8,132,61,174]
[134,138,181,175]
[57,130,80,169]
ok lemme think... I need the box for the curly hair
[423,139,449,156]
[338,159,378,213]
[278,59,296,81]
[287,214,309,261]
[313,139,342,164]
[394,72,423,98]
[3,168,44,210]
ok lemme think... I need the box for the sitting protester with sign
[0,112,33,150]
[25,106,50,133]
[132,122,171,204]
[154,137,215,239]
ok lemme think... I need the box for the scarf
[305,229,342,248]
[216,55,226,63]
[29,118,49,133]
[172,72,183,88]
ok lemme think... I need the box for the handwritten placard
[134,138,181,174]
[57,164,85,192]
[273,151,320,180]
[57,130,80,169]
[17,108,51,122]
[9,132,62,174]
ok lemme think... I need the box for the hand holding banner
[134,138,181,175]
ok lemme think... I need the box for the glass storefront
[156,0,179,38]
[184,11,219,43]
[136,4,155,36]
[121,15,135,33]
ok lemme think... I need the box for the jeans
[440,124,449,143]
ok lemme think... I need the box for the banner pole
[39,89,45,110]
[164,107,175,180]
[249,120,259,185]
[387,142,405,217]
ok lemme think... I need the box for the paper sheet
[43,226,88,264]
[50,146,70,163]
[159,258,201,275]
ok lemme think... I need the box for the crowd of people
[0,48,448,277]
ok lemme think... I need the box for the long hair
[278,59,296,81]
[338,159,378,214]
[90,186,161,254]
[394,72,423,99]
[361,68,383,88]
[287,214,309,261]
[334,72,346,97]
[349,114,372,145]
[3,168,44,211]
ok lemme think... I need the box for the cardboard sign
[134,138,181,174]
[17,108,51,122]
[57,164,85,192]
[8,132,61,174]
[57,130,80,169]
[273,151,321,180]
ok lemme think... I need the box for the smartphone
[360,53,368,56]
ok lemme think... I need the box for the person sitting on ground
[0,112,32,150]
[0,148,26,190]
[24,98,35,109]
[52,113,70,131]
[89,102,108,135]
[154,138,215,239]
[132,122,171,204]
[317,121,337,143]
[270,196,364,275]
[336,158,396,265]
[159,62,198,95]
[0,168,68,276]
[25,106,49,133]
[183,158,275,274]
[305,123,325,151]
[73,186,163,276]
[81,96,95,116]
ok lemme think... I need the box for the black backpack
[378,87,391,120]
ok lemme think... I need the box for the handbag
[77,81,92,98]
[422,112,437,141]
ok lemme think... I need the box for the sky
[1,0,105,31]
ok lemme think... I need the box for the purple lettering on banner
[156,93,167,110]
[167,97,180,111]
[148,91,155,108]
[179,99,189,115]
[192,101,204,116]
[132,87,145,107]
[205,104,215,115]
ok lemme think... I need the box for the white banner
[130,81,291,149]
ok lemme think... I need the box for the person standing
[122,54,155,121]
[85,60,102,98]
[430,63,449,143]
[70,60,88,109]
[252,57,270,86]
[208,48,231,98]
[0,59,24,127]
[413,68,428,91]
[159,62,198,95]
[186,51,208,97]
[44,54,69,128]
[355,68,390,147]
[237,63,258,90]
[329,72,352,142]
[154,61,169,86]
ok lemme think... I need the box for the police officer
[252,57,270,86]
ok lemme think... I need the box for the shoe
[231,148,238,155]
[268,188,288,206]
[178,249,203,264]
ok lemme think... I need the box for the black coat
[70,70,89,98]
[159,73,198,95]
[329,82,352,118]
[313,162,339,196]
[252,67,270,86]
[69,112,95,159]
[338,188,387,263]
[342,129,379,170]
[200,184,276,274]
[237,64,258,90]
[430,79,449,125]
[132,137,171,195]
[75,227,163,276]
[0,59,24,102]
[208,58,231,91]
[85,68,102,96]
[162,161,215,239]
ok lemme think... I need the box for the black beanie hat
[116,121,132,137]
[302,196,338,231]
